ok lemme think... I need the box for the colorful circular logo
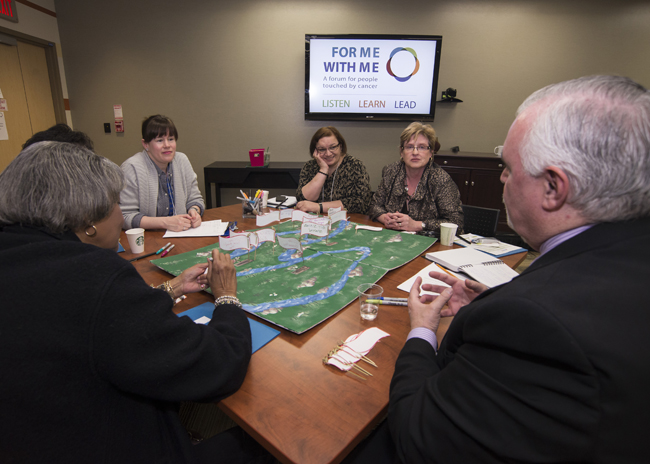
[386,47,420,82]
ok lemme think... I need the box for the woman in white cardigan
[120,115,204,231]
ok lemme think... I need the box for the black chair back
[461,205,500,237]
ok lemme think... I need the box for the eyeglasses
[402,145,431,153]
[494,146,503,157]
[316,143,341,155]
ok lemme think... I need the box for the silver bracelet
[214,295,242,308]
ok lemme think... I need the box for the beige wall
[54,0,650,197]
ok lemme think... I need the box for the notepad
[454,233,527,258]
[425,247,519,288]
[267,196,297,208]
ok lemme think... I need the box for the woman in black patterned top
[368,122,463,235]
[295,127,371,214]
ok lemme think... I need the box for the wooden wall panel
[0,43,32,171]
[17,41,56,134]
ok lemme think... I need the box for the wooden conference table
[119,204,527,464]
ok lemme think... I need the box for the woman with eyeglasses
[120,115,204,232]
[368,122,463,235]
[295,126,371,214]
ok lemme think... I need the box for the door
[0,39,57,171]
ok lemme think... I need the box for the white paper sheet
[0,112,8,141]
[397,262,457,296]
[163,220,228,238]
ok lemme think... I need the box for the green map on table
[152,220,436,334]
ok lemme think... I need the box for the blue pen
[156,242,172,254]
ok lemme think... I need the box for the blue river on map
[227,220,371,313]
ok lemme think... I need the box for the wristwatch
[319,203,324,214]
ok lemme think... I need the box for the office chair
[461,205,500,237]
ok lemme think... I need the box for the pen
[128,250,158,262]
[457,235,472,245]
[156,242,172,254]
[366,299,408,306]
[160,244,175,257]
[374,297,408,302]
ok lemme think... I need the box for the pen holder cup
[242,198,259,218]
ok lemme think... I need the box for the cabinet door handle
[498,163,503,168]
[465,181,468,186]
[471,181,475,187]
[443,160,448,165]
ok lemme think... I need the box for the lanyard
[166,173,175,216]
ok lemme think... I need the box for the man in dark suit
[346,76,650,464]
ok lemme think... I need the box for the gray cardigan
[120,150,204,229]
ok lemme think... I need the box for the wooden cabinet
[435,151,513,232]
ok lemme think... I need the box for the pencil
[435,263,455,277]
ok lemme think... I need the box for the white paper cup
[125,228,145,253]
[439,223,458,246]
[262,190,269,208]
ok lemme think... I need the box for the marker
[156,242,172,254]
[240,190,249,200]
[160,244,175,257]
[366,299,408,306]
[203,257,214,275]
[174,295,186,304]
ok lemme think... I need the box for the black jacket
[0,224,251,463]
[389,218,650,463]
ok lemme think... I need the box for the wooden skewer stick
[338,341,378,367]
[322,356,367,381]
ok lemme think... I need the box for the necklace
[321,156,344,202]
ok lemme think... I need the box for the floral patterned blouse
[296,154,371,214]
[368,159,464,235]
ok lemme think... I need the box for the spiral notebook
[425,248,519,288]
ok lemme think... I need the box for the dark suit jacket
[389,218,650,464]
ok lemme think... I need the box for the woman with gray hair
[368,122,463,235]
[0,142,270,463]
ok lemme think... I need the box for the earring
[85,225,97,237]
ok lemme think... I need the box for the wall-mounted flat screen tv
[305,34,442,122]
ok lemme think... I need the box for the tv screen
[305,34,443,122]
